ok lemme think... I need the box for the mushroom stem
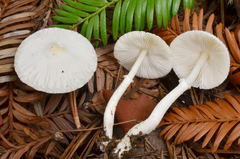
[103,49,148,139]
[113,51,210,158]
[185,51,209,85]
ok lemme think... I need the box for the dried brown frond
[158,94,240,153]
[0,81,69,158]
[225,24,240,86]
[0,0,51,83]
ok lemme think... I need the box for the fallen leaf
[14,93,43,102]
[103,90,157,134]
[0,112,3,127]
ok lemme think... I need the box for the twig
[145,138,156,151]
[65,119,102,159]
[69,91,81,129]
[79,130,101,159]
[59,119,98,159]
[166,140,173,159]
[59,119,137,132]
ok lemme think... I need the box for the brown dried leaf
[12,131,26,145]
[165,124,183,140]
[174,124,189,145]
[0,132,17,148]
[159,124,175,137]
[12,142,34,159]
[174,15,181,34]
[12,101,35,116]
[139,87,159,98]
[216,23,227,46]
[23,127,39,140]
[192,13,198,30]
[88,75,94,94]
[231,71,240,85]
[224,122,240,150]
[205,14,214,33]
[182,122,209,142]
[235,24,240,46]
[172,107,191,121]
[98,55,118,67]
[51,116,74,139]
[0,63,13,73]
[198,9,203,30]
[188,105,205,120]
[225,27,240,63]
[183,8,190,32]
[91,90,106,107]
[96,67,105,91]
[13,122,40,136]
[27,136,51,159]
[43,94,63,115]
[12,110,43,124]
[224,94,240,114]
[0,90,9,97]
[204,102,226,118]
[14,93,43,103]
[193,122,217,142]
[212,121,238,153]
[78,92,86,108]
[94,104,105,115]
[0,17,31,29]
[178,123,197,143]
[2,5,34,18]
[45,140,57,156]
[162,113,178,122]
[95,44,114,56]
[5,0,36,10]
[106,73,113,90]
[42,119,69,145]
[0,149,13,159]
[216,99,240,118]
[0,23,35,35]
[0,113,3,128]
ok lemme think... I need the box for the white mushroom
[113,30,230,157]
[14,28,97,93]
[103,31,173,143]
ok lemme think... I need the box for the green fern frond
[51,0,195,46]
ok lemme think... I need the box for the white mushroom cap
[114,31,173,79]
[14,28,97,93]
[170,30,230,89]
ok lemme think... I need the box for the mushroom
[113,30,230,157]
[103,31,173,143]
[14,28,97,129]
[14,28,97,93]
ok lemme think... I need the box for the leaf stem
[71,0,120,30]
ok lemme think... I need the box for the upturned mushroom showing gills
[103,31,173,145]
[113,30,230,158]
[14,28,97,94]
